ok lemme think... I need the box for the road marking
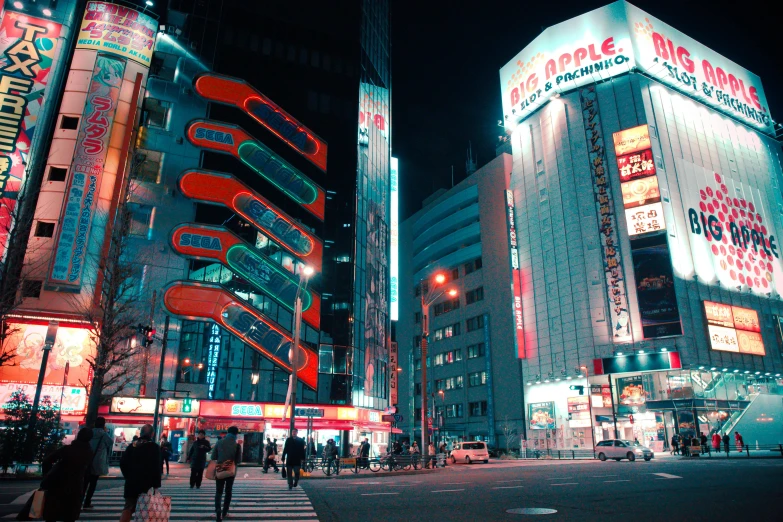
[550,483,578,486]
[387,484,413,487]
[443,482,468,485]
[603,479,630,483]
[653,473,682,479]
[496,479,525,483]
[361,492,399,496]
[325,487,351,489]
[547,477,573,480]
[590,475,617,478]
[432,489,465,493]
[493,485,525,489]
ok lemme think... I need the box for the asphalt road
[302,457,783,521]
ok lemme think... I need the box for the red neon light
[178,170,323,271]
[163,282,318,389]
[193,73,328,172]
[512,270,525,358]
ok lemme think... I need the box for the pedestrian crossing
[76,481,318,521]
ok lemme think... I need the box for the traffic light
[137,324,156,347]
[182,398,192,413]
[569,385,585,395]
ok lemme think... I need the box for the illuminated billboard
[186,120,325,221]
[0,384,86,414]
[500,1,773,135]
[625,202,665,236]
[621,176,660,209]
[76,2,157,67]
[390,157,399,321]
[163,281,319,389]
[704,301,765,356]
[505,190,525,358]
[0,10,63,261]
[612,124,651,156]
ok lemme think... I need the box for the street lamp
[437,389,445,447]
[289,265,314,434]
[419,272,457,464]
[579,365,595,446]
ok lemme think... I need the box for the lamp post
[419,272,457,465]
[437,389,445,447]
[580,366,595,448]
[289,265,314,434]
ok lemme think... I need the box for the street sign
[384,406,397,414]
[295,407,324,418]
[381,414,395,422]
[393,414,403,422]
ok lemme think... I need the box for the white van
[449,441,489,464]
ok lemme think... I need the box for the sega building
[503,1,783,451]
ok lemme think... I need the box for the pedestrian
[722,433,730,455]
[36,427,93,522]
[359,438,371,468]
[160,434,172,476]
[734,431,743,451]
[711,432,721,453]
[81,417,113,509]
[670,434,679,455]
[211,426,241,522]
[699,432,707,454]
[428,442,436,468]
[681,435,689,457]
[323,438,338,474]
[119,424,161,522]
[187,429,211,489]
[307,436,316,458]
[282,428,306,490]
[264,438,279,473]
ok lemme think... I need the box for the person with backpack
[211,426,241,522]
[187,429,212,489]
[82,417,113,509]
[119,424,161,522]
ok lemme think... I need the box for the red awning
[102,415,153,425]
[268,420,355,431]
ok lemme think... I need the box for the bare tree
[500,415,520,457]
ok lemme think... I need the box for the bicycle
[322,457,340,476]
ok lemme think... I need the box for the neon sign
[163,281,319,389]
[178,170,322,271]
[231,404,263,416]
[193,73,327,172]
[206,324,220,399]
[186,120,325,220]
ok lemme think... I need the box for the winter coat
[188,438,212,469]
[160,440,173,458]
[359,442,370,458]
[282,436,306,466]
[120,438,161,499]
[711,433,721,450]
[211,434,241,465]
[89,428,113,476]
[40,440,93,521]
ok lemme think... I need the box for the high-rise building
[502,1,783,450]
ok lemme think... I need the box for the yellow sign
[76,2,157,67]
[612,124,651,156]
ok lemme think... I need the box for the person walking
[212,426,241,522]
[38,427,93,522]
[359,438,371,469]
[262,438,278,473]
[82,417,113,509]
[119,424,161,522]
[160,434,172,476]
[670,433,679,455]
[722,433,730,455]
[187,429,212,489]
[282,428,306,490]
[711,432,721,453]
[322,439,338,475]
[307,436,316,459]
[427,442,436,468]
[734,431,744,452]
[699,432,707,454]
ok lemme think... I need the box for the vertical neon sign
[206,324,221,399]
[505,190,525,358]
[390,157,399,321]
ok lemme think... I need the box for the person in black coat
[281,429,306,490]
[40,427,94,522]
[119,424,161,522]
[187,430,212,489]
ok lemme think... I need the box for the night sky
[392,0,782,220]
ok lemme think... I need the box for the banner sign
[178,170,322,271]
[389,341,398,406]
[630,234,682,338]
[616,375,648,414]
[169,223,321,329]
[567,395,590,414]
[390,158,399,321]
[162,281,318,389]
[0,10,62,260]
[580,86,631,343]
[504,190,525,358]
[193,73,327,172]
[703,300,765,355]
[0,383,86,414]
[186,120,325,220]
[528,401,556,430]
[49,54,125,289]
[76,2,157,67]
[501,1,773,135]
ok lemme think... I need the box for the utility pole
[27,321,59,451]
[152,316,170,439]
[139,290,156,396]
[288,267,313,434]
[608,373,618,438]
[420,286,430,461]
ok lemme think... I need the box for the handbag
[132,488,171,522]
[215,460,236,480]
[29,491,45,520]
[281,467,287,479]
[205,460,217,480]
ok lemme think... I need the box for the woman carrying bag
[208,426,241,522]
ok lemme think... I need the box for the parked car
[450,441,490,464]
[595,439,654,462]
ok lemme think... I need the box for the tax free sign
[500,1,773,135]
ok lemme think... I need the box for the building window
[466,287,484,305]
[414,335,421,348]
[21,280,42,298]
[446,404,463,418]
[60,115,79,130]
[466,315,485,332]
[414,408,421,419]
[451,267,459,280]
[414,383,422,395]
[434,353,444,366]
[47,166,67,182]
[433,322,461,341]
[415,359,421,370]
[445,375,463,390]
[128,203,154,239]
[433,297,460,316]
[414,312,421,324]
[445,349,462,363]
[143,98,170,129]
[468,371,488,387]
[134,150,163,183]
[464,257,482,274]
[34,221,55,238]
[435,379,444,391]
[469,401,488,416]
[475,257,482,270]
[467,343,486,359]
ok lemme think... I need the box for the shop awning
[268,420,355,431]
[103,415,153,424]
[353,422,392,432]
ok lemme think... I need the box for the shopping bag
[132,488,171,522]
[205,460,217,480]
[29,491,45,520]
[281,467,287,479]
[215,460,236,480]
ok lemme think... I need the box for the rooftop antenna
[465,141,477,176]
